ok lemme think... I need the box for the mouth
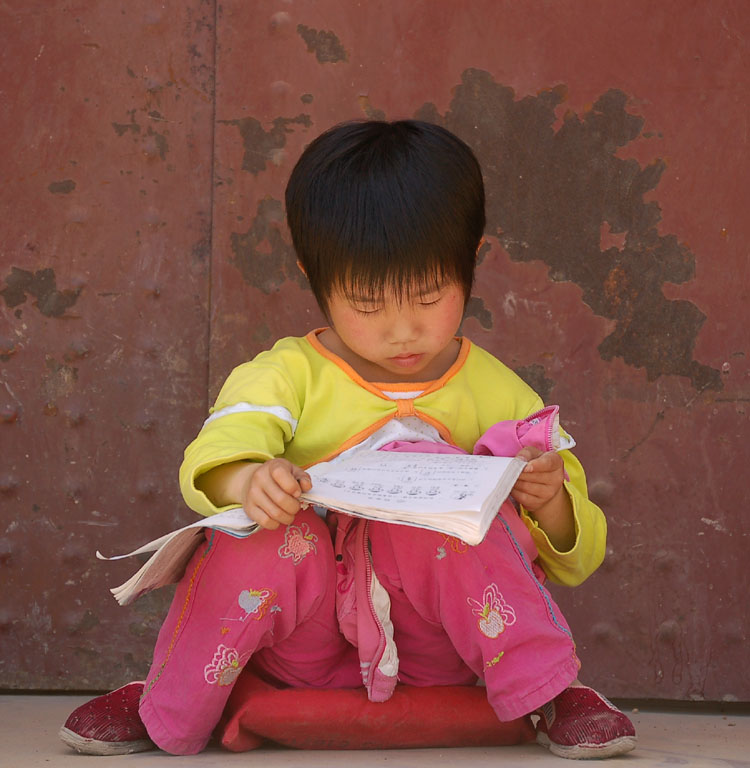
[389,353,423,368]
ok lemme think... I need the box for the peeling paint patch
[358,95,385,121]
[147,128,169,160]
[700,517,727,533]
[69,609,100,634]
[48,179,76,194]
[0,267,81,317]
[464,296,493,329]
[43,357,79,402]
[112,111,168,159]
[112,110,141,136]
[221,114,312,175]
[296,24,348,63]
[191,237,210,263]
[419,69,721,391]
[230,197,307,293]
[514,363,555,403]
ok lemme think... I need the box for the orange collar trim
[305,329,471,400]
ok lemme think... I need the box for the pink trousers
[139,508,579,754]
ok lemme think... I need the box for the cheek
[336,309,376,344]
[433,292,465,335]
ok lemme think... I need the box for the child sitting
[60,119,636,759]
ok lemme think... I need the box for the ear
[296,260,307,277]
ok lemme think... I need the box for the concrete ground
[1,694,747,768]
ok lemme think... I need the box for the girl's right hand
[240,458,312,530]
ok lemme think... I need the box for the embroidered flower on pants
[221,587,278,623]
[238,587,276,620]
[204,643,248,686]
[277,522,318,564]
[442,534,469,554]
[467,583,517,639]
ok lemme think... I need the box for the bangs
[340,260,448,305]
[286,120,485,314]
[327,195,466,306]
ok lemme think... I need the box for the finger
[261,483,302,518]
[518,477,562,499]
[514,477,560,504]
[243,503,280,531]
[512,488,550,512]
[257,468,304,512]
[516,446,542,465]
[248,484,299,523]
[270,464,305,497]
[525,450,563,473]
[514,472,560,491]
[512,487,543,506]
[293,468,313,492]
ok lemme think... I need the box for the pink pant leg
[139,509,359,755]
[368,514,580,721]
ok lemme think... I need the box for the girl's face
[322,281,466,382]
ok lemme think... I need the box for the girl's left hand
[512,446,566,513]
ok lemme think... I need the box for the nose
[385,305,420,345]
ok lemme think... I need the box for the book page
[304,451,519,515]
[98,508,258,606]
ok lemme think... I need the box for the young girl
[60,120,636,759]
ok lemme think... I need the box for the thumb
[516,445,542,472]
[516,446,542,464]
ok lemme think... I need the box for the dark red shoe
[536,685,636,759]
[59,682,155,755]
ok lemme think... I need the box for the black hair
[285,119,485,315]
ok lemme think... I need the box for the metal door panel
[2,0,746,702]
[0,1,215,689]
[209,0,748,702]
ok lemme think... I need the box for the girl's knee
[272,508,333,567]
[197,510,334,595]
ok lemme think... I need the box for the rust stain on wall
[42,357,79,404]
[464,296,493,329]
[296,24,348,63]
[48,180,76,194]
[229,197,306,293]
[221,114,312,175]
[0,267,81,318]
[357,95,385,121]
[112,109,141,136]
[112,109,169,160]
[514,363,556,403]
[418,69,722,391]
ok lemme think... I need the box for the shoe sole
[537,731,637,759]
[59,726,155,755]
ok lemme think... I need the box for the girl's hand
[512,447,565,513]
[513,447,576,551]
[240,458,312,530]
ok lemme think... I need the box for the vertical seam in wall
[205,0,219,408]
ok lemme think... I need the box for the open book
[303,451,524,542]
[98,451,525,606]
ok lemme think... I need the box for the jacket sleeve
[473,394,607,587]
[178,356,301,517]
[519,447,607,587]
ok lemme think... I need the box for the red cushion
[217,671,535,751]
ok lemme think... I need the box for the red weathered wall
[0,0,215,688]
[1,0,747,702]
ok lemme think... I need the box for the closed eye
[419,293,443,307]
[351,305,382,315]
